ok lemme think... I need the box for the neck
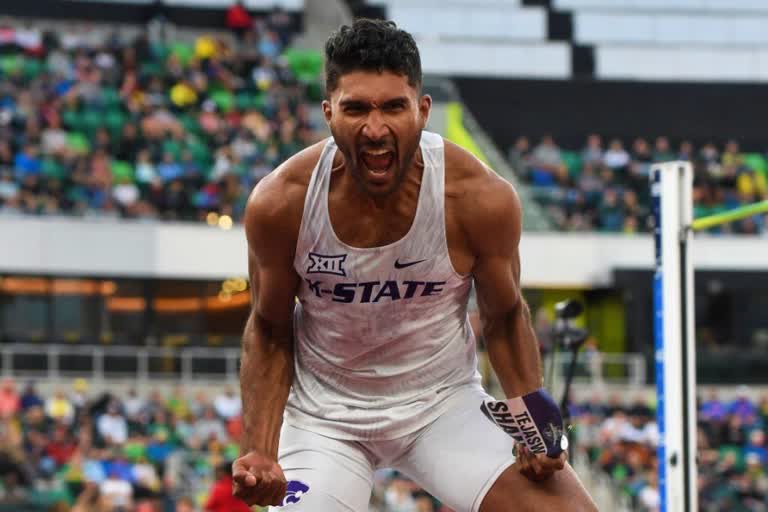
[334,148,424,212]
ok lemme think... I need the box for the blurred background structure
[0,0,767,511]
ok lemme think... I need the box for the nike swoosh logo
[394,258,427,269]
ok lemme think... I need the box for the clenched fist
[232,451,287,507]
[514,444,567,482]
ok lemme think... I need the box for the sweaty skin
[233,70,596,511]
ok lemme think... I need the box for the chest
[325,183,474,276]
[327,187,419,248]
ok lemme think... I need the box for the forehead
[333,70,417,102]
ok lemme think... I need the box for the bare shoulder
[244,140,326,250]
[443,139,522,255]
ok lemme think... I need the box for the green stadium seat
[61,109,78,130]
[66,132,90,154]
[22,58,45,79]
[81,109,102,135]
[170,42,195,66]
[152,43,170,62]
[162,139,182,160]
[102,87,121,107]
[561,150,583,179]
[743,153,768,181]
[111,160,135,181]
[236,91,255,111]
[123,440,147,461]
[189,139,211,166]
[283,48,323,83]
[210,89,234,113]
[104,109,126,137]
[179,114,201,136]
[140,61,163,77]
[42,158,65,179]
[0,54,21,75]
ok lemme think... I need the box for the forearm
[483,300,542,398]
[239,312,294,458]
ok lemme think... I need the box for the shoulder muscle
[443,140,522,259]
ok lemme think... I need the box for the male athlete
[233,19,597,512]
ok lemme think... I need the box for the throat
[329,179,422,249]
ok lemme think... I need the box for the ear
[322,99,332,126]
[418,94,432,130]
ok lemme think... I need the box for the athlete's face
[323,70,431,197]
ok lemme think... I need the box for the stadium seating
[379,0,570,78]
[0,15,322,223]
[554,0,768,82]
[512,135,768,233]
[572,390,768,511]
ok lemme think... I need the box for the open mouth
[360,149,395,180]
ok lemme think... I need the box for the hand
[514,444,567,482]
[232,451,287,507]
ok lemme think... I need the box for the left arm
[465,176,541,398]
[463,168,565,480]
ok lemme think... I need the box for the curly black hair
[324,19,422,93]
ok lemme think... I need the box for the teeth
[364,149,390,156]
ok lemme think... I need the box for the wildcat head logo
[281,480,310,506]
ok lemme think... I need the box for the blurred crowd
[571,389,768,511]
[0,376,251,512]
[3,374,768,512]
[511,135,768,234]
[0,375,450,512]
[0,10,319,224]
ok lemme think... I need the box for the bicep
[247,244,299,328]
[474,247,522,321]
[244,190,301,331]
[470,186,523,319]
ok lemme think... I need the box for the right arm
[239,203,298,459]
[233,171,302,507]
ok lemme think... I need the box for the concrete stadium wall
[2,216,768,287]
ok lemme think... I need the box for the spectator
[700,390,727,422]
[113,174,140,211]
[45,390,75,425]
[507,136,530,177]
[637,471,659,511]
[176,496,197,512]
[204,462,250,512]
[529,135,565,186]
[100,468,134,511]
[123,388,145,420]
[19,381,44,411]
[97,401,128,446]
[0,169,19,204]
[193,407,228,445]
[0,378,20,419]
[226,1,253,41]
[581,133,603,166]
[603,139,630,171]
[45,424,77,467]
[653,136,675,162]
[213,387,241,420]
[71,482,112,512]
[598,188,624,232]
[70,378,90,413]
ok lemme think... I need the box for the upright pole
[651,161,698,512]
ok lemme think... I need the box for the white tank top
[287,130,483,441]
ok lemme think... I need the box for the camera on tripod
[553,299,588,351]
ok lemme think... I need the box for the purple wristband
[480,388,568,457]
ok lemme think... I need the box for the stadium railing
[0,343,241,386]
[0,343,647,389]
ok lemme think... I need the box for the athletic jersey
[286,130,483,441]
